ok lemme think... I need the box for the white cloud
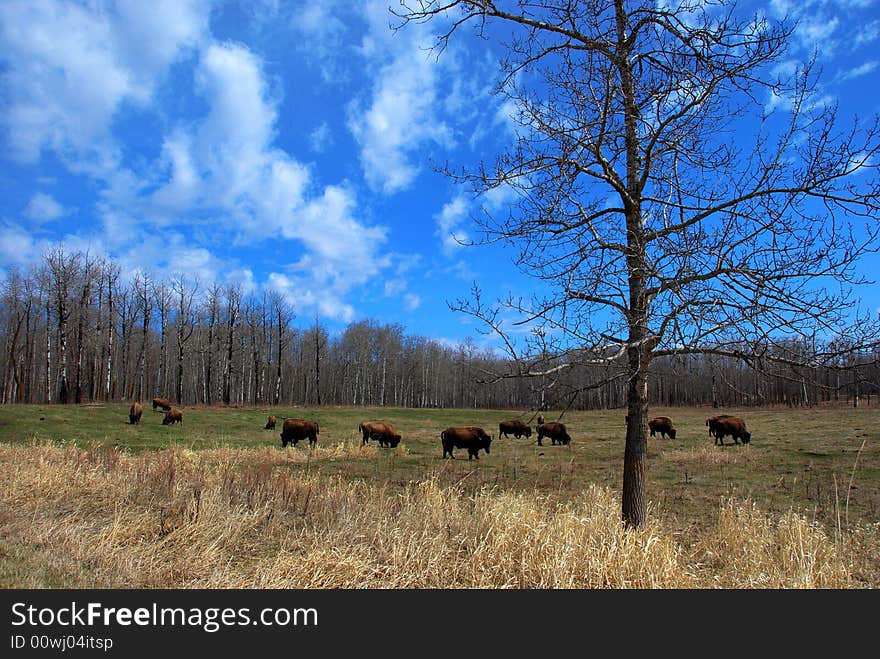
[289,0,349,82]
[24,193,65,222]
[435,196,470,254]
[0,222,37,267]
[347,1,456,194]
[0,0,207,164]
[404,293,421,310]
[146,41,392,319]
[309,122,333,153]
[840,60,878,81]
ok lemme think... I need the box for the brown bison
[265,415,277,430]
[280,418,319,448]
[440,426,492,460]
[709,415,751,445]
[648,416,676,440]
[129,402,143,425]
[359,421,402,447]
[706,414,735,438]
[162,408,183,425]
[499,419,532,439]
[152,397,173,411]
[537,421,571,446]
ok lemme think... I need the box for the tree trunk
[622,347,649,528]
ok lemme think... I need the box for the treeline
[1,247,877,410]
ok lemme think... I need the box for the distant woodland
[1,247,877,410]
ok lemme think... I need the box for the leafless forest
[2,246,876,410]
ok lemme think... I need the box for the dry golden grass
[0,441,876,588]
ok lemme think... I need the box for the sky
[1,0,879,348]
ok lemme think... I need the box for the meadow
[1,402,878,588]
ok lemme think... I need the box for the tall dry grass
[0,441,874,588]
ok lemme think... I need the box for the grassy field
[1,402,878,587]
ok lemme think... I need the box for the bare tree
[171,275,198,405]
[221,284,242,405]
[45,246,83,404]
[132,272,153,403]
[396,0,880,527]
[269,292,294,404]
[153,280,174,399]
[73,254,97,404]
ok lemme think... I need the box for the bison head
[741,432,751,444]
[482,436,492,454]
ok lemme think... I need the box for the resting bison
[499,419,532,439]
[648,416,676,440]
[359,421,402,447]
[152,397,173,411]
[537,421,571,446]
[440,426,492,460]
[280,418,319,448]
[265,415,277,430]
[709,415,751,445]
[129,402,143,425]
[162,408,183,425]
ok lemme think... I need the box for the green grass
[1,402,878,535]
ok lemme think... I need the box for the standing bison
[709,415,751,445]
[648,416,676,440]
[129,402,143,425]
[152,397,173,412]
[280,418,319,448]
[359,421,402,447]
[264,415,277,430]
[499,419,532,439]
[537,421,571,446]
[440,426,492,460]
[162,408,183,425]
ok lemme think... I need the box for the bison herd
[126,400,753,456]
[127,398,183,426]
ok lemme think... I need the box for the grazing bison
[499,419,532,439]
[129,402,143,425]
[710,415,751,445]
[265,415,277,430]
[648,416,676,440]
[706,414,735,438]
[440,426,492,460]
[537,421,571,446]
[162,408,183,425]
[359,421,402,447]
[152,397,173,411]
[280,418,319,448]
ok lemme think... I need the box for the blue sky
[1,0,879,347]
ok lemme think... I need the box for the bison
[359,421,402,447]
[265,415,277,430]
[280,418,319,448]
[706,414,735,438]
[537,421,571,446]
[710,415,751,445]
[440,426,492,460]
[162,408,183,425]
[129,402,143,425]
[499,419,532,439]
[648,416,676,440]
[152,397,173,412]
